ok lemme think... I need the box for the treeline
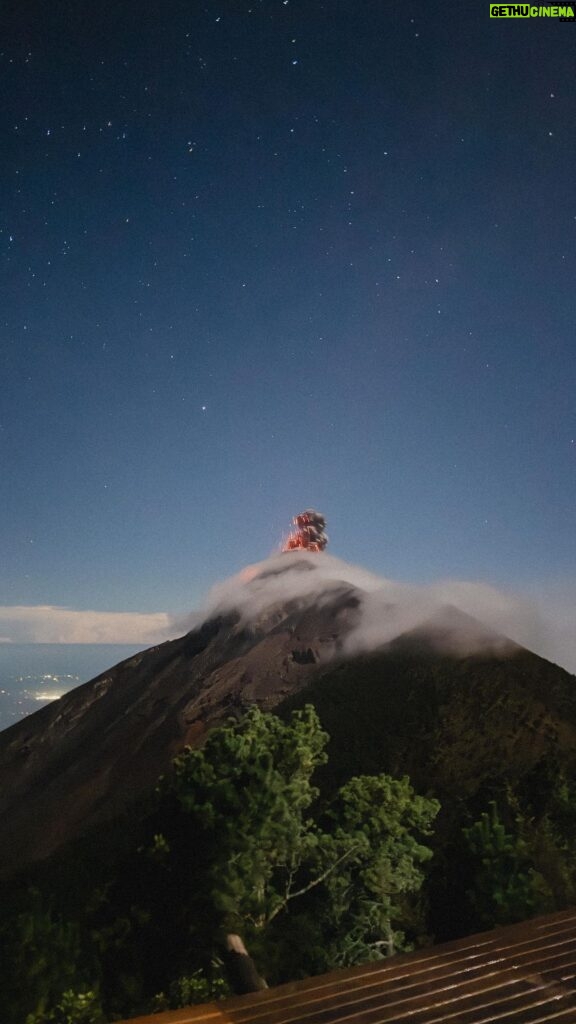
[1,702,575,1023]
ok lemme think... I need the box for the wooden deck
[119,907,576,1024]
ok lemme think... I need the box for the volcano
[1,553,575,880]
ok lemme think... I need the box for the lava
[283,509,328,553]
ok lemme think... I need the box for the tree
[0,705,440,1022]
[318,775,439,966]
[463,801,551,928]
[509,764,576,908]
[160,704,330,934]
[152,705,439,981]
[0,888,104,1024]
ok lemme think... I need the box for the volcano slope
[0,553,575,885]
[280,613,576,804]
[0,588,361,876]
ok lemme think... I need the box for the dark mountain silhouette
[0,557,575,882]
[0,580,361,876]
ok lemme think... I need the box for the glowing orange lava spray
[282,509,328,553]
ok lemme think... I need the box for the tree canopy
[2,704,441,1021]
[152,705,440,977]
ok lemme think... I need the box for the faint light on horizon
[34,691,65,701]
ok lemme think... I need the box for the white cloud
[3,556,575,677]
[0,605,176,644]
[196,551,576,674]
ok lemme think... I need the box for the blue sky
[1,1,574,651]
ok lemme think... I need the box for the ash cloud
[183,551,575,672]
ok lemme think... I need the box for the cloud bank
[3,555,574,676]
[0,605,175,645]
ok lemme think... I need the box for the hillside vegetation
[2,639,576,1022]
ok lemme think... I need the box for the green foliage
[0,887,103,1024]
[147,832,171,860]
[161,704,329,932]
[28,989,104,1024]
[463,801,552,927]
[317,775,439,967]
[1,704,439,1019]
[152,967,230,1011]
[280,652,576,940]
[460,765,576,935]
[511,763,576,907]
[155,707,439,980]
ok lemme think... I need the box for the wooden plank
[116,909,576,1024]
[213,945,576,1024]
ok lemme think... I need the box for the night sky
[1,1,575,644]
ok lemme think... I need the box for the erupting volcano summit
[283,509,328,553]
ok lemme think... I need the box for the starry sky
[1,1,575,644]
